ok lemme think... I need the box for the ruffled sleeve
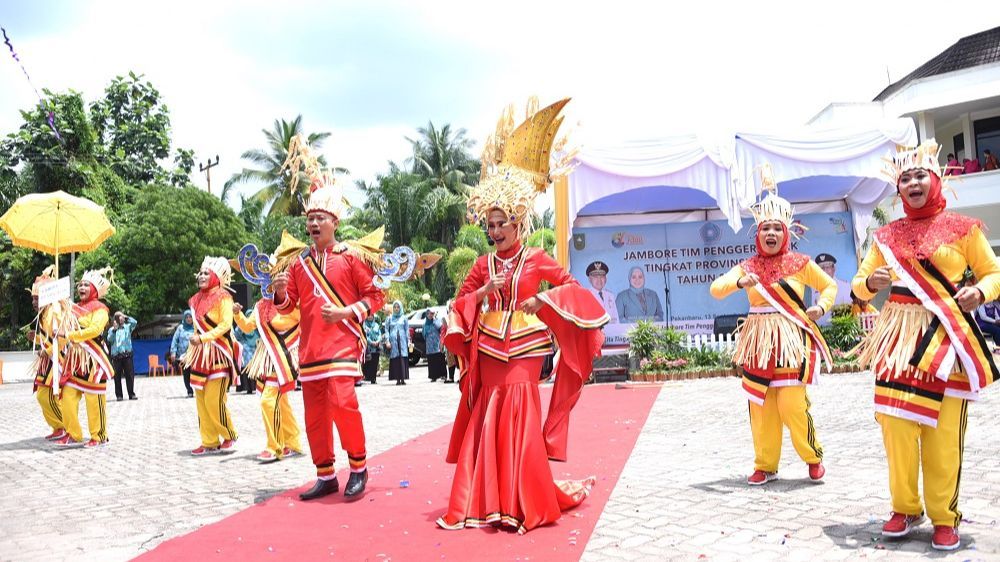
[532,250,610,461]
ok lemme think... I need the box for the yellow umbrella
[0,190,116,276]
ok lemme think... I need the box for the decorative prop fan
[373,246,417,289]
[236,243,275,298]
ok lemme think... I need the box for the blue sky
[1,0,996,209]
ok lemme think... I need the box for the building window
[974,116,1000,165]
[953,133,965,159]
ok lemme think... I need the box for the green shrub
[627,320,659,360]
[820,314,864,352]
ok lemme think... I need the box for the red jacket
[276,245,385,381]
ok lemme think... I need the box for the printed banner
[569,212,858,343]
[37,276,71,308]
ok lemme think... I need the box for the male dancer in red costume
[272,140,384,500]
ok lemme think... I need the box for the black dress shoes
[344,469,368,500]
[299,477,339,501]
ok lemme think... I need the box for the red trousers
[302,376,367,480]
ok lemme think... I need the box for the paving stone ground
[2,371,999,561]
[581,373,1000,562]
[0,369,456,562]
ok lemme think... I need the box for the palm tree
[222,116,342,216]
[406,122,480,195]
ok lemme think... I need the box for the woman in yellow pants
[710,165,835,486]
[183,257,239,455]
[234,299,303,462]
[853,140,1000,551]
[29,266,65,440]
[232,233,306,462]
[56,267,115,448]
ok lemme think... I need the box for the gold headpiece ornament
[199,257,232,288]
[282,134,350,219]
[883,139,944,184]
[748,164,796,230]
[80,266,116,299]
[468,97,576,236]
[29,265,57,296]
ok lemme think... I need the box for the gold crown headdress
[199,257,232,288]
[883,139,943,184]
[80,266,116,299]
[467,97,576,236]
[748,164,796,229]
[29,265,57,296]
[282,134,350,219]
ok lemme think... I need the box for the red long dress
[438,243,609,533]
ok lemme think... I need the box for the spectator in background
[984,149,999,171]
[976,298,1000,345]
[107,311,138,401]
[442,300,457,383]
[424,309,446,382]
[963,157,981,174]
[170,311,195,397]
[234,314,259,395]
[362,315,383,384]
[945,153,962,176]
[384,300,410,386]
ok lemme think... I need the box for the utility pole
[199,155,220,194]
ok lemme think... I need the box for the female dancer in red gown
[437,98,609,534]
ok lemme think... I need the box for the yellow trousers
[36,386,63,431]
[60,386,107,442]
[749,385,823,472]
[195,377,238,447]
[877,396,967,527]
[260,385,302,457]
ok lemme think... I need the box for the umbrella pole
[54,208,60,278]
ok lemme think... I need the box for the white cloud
[2,0,996,215]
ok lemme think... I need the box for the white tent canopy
[567,118,917,244]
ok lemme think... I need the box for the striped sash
[80,337,114,384]
[255,305,300,388]
[753,280,832,384]
[193,311,238,378]
[299,252,365,345]
[874,239,998,391]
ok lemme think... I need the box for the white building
[810,25,1000,251]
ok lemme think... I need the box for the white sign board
[37,276,71,308]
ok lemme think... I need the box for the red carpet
[139,383,660,561]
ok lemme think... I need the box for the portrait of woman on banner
[615,266,663,323]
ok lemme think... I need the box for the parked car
[405,306,448,366]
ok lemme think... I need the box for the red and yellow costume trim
[182,287,238,390]
[854,218,1000,426]
[235,300,300,393]
[275,246,383,382]
[63,300,113,395]
[711,258,835,404]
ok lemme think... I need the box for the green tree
[407,122,480,195]
[222,116,335,216]
[454,224,489,255]
[2,90,100,195]
[446,246,479,289]
[526,227,556,256]
[97,185,255,321]
[89,72,173,185]
[356,165,466,250]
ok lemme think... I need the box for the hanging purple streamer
[2,27,62,142]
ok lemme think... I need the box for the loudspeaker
[713,313,745,336]
[231,282,251,310]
